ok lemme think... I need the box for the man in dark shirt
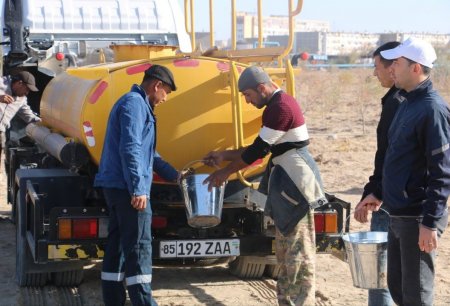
[354,41,400,306]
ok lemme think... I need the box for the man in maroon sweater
[203,66,326,306]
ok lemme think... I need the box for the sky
[179,0,450,40]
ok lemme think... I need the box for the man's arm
[361,91,400,201]
[17,103,41,123]
[419,104,450,252]
[203,148,245,167]
[118,97,148,197]
[203,135,273,190]
[153,151,178,182]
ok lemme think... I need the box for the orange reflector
[73,218,98,239]
[58,218,72,240]
[324,212,338,233]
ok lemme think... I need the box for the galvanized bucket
[342,231,388,289]
[180,174,225,228]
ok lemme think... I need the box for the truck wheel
[52,270,84,286]
[16,190,48,287]
[229,256,266,278]
[264,264,281,279]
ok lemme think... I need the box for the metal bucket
[180,174,225,228]
[342,231,388,289]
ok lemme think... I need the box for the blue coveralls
[95,85,177,306]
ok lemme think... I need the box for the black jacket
[362,86,401,201]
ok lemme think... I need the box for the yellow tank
[40,54,268,180]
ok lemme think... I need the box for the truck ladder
[184,0,303,187]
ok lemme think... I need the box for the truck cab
[1,0,191,76]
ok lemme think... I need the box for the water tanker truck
[2,0,350,287]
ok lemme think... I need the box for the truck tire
[52,270,84,286]
[16,190,48,287]
[229,256,266,278]
[264,264,281,279]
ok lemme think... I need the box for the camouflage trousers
[275,210,315,306]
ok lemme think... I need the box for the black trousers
[387,209,448,306]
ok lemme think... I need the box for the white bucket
[180,174,225,228]
[342,231,388,289]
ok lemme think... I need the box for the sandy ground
[0,68,449,305]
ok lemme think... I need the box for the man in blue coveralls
[95,65,179,306]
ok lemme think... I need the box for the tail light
[73,218,98,239]
[152,216,168,229]
[314,210,338,233]
[58,218,98,240]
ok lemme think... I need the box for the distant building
[268,32,378,56]
[324,32,379,56]
[232,11,450,56]
[195,32,212,50]
[379,33,450,48]
[267,31,449,57]
[236,12,329,41]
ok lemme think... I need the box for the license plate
[159,239,240,258]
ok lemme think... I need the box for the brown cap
[144,65,177,91]
[15,71,39,92]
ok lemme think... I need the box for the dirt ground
[1,68,450,305]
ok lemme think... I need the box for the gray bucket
[180,174,225,228]
[342,231,388,289]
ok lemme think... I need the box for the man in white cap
[358,37,450,306]
[203,66,327,305]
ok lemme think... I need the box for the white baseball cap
[380,37,437,68]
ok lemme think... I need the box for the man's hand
[418,225,438,253]
[354,193,382,223]
[203,168,229,191]
[203,151,224,167]
[131,195,147,211]
[0,94,14,104]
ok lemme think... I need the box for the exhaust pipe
[4,0,28,61]
[26,123,90,169]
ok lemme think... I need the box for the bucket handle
[340,206,390,239]
[178,160,220,184]
[181,159,207,172]
[180,159,220,171]
[335,206,389,262]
